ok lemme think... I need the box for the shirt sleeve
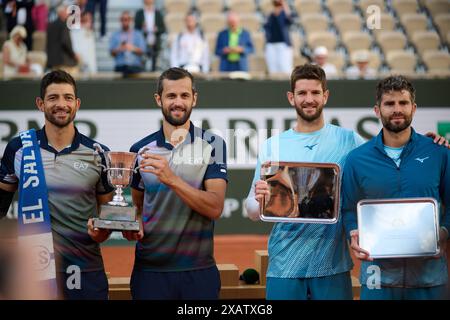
[204,136,228,182]
[341,153,363,239]
[0,140,19,185]
[353,132,366,147]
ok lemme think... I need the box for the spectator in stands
[2,24,28,77]
[110,11,146,77]
[312,46,338,79]
[2,0,35,50]
[31,0,48,32]
[71,11,97,74]
[86,0,107,39]
[215,11,254,72]
[134,0,166,72]
[264,0,293,74]
[46,4,79,75]
[170,13,209,73]
[345,49,377,80]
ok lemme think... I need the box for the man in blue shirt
[245,64,365,300]
[342,75,450,300]
[110,11,146,77]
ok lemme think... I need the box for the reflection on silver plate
[357,198,440,258]
[260,162,341,224]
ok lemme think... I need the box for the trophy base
[92,218,140,231]
[93,204,139,231]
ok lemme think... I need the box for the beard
[295,103,324,122]
[380,111,413,133]
[44,107,76,128]
[162,104,193,127]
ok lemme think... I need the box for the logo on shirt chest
[415,156,429,163]
[305,143,318,150]
[73,161,89,171]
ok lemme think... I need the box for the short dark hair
[290,64,327,93]
[40,70,77,99]
[156,67,196,96]
[376,75,416,106]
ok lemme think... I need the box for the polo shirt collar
[156,121,199,150]
[374,127,418,155]
[36,126,81,155]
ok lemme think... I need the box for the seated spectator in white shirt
[312,46,338,79]
[345,50,377,80]
[71,11,97,74]
[170,13,209,73]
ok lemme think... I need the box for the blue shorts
[266,271,353,300]
[130,265,221,300]
[56,270,108,300]
[361,284,449,300]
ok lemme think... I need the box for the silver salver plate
[357,198,440,258]
[260,162,341,223]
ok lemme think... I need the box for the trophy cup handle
[134,147,151,172]
[93,143,107,171]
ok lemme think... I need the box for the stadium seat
[327,50,346,72]
[164,0,192,14]
[386,50,417,72]
[422,50,450,70]
[327,0,354,16]
[27,51,47,71]
[294,0,322,16]
[252,31,265,55]
[392,0,419,16]
[376,31,408,54]
[334,13,363,35]
[400,13,428,39]
[228,0,257,14]
[165,13,186,33]
[300,13,329,34]
[291,32,303,57]
[370,13,396,38]
[32,31,46,52]
[342,31,372,55]
[259,0,273,16]
[423,0,450,18]
[197,0,224,14]
[434,14,450,39]
[249,54,268,73]
[239,13,261,33]
[205,32,217,55]
[293,55,308,67]
[307,31,337,51]
[359,0,386,14]
[200,13,226,33]
[411,30,440,56]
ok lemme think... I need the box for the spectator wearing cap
[312,46,338,79]
[345,50,377,80]
[2,25,30,77]
[264,0,294,74]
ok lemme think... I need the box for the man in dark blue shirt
[342,75,450,300]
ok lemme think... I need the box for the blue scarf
[18,129,57,298]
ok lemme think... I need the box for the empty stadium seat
[392,0,419,16]
[334,13,362,35]
[294,0,322,16]
[423,0,450,18]
[369,13,396,37]
[434,14,450,39]
[200,13,226,33]
[359,0,386,14]
[377,31,408,54]
[307,31,337,51]
[239,13,261,33]
[300,13,329,35]
[228,0,257,14]
[205,32,217,55]
[252,31,265,55]
[291,32,303,57]
[164,0,192,14]
[165,13,186,33]
[386,50,417,72]
[259,0,273,16]
[293,55,308,67]
[400,13,428,39]
[249,54,268,73]
[342,31,372,55]
[32,31,46,52]
[327,50,346,72]
[411,30,440,56]
[422,50,450,70]
[197,0,224,14]
[327,0,354,16]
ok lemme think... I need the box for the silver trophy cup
[92,144,140,231]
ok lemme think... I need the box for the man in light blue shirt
[245,64,365,300]
[110,11,146,76]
